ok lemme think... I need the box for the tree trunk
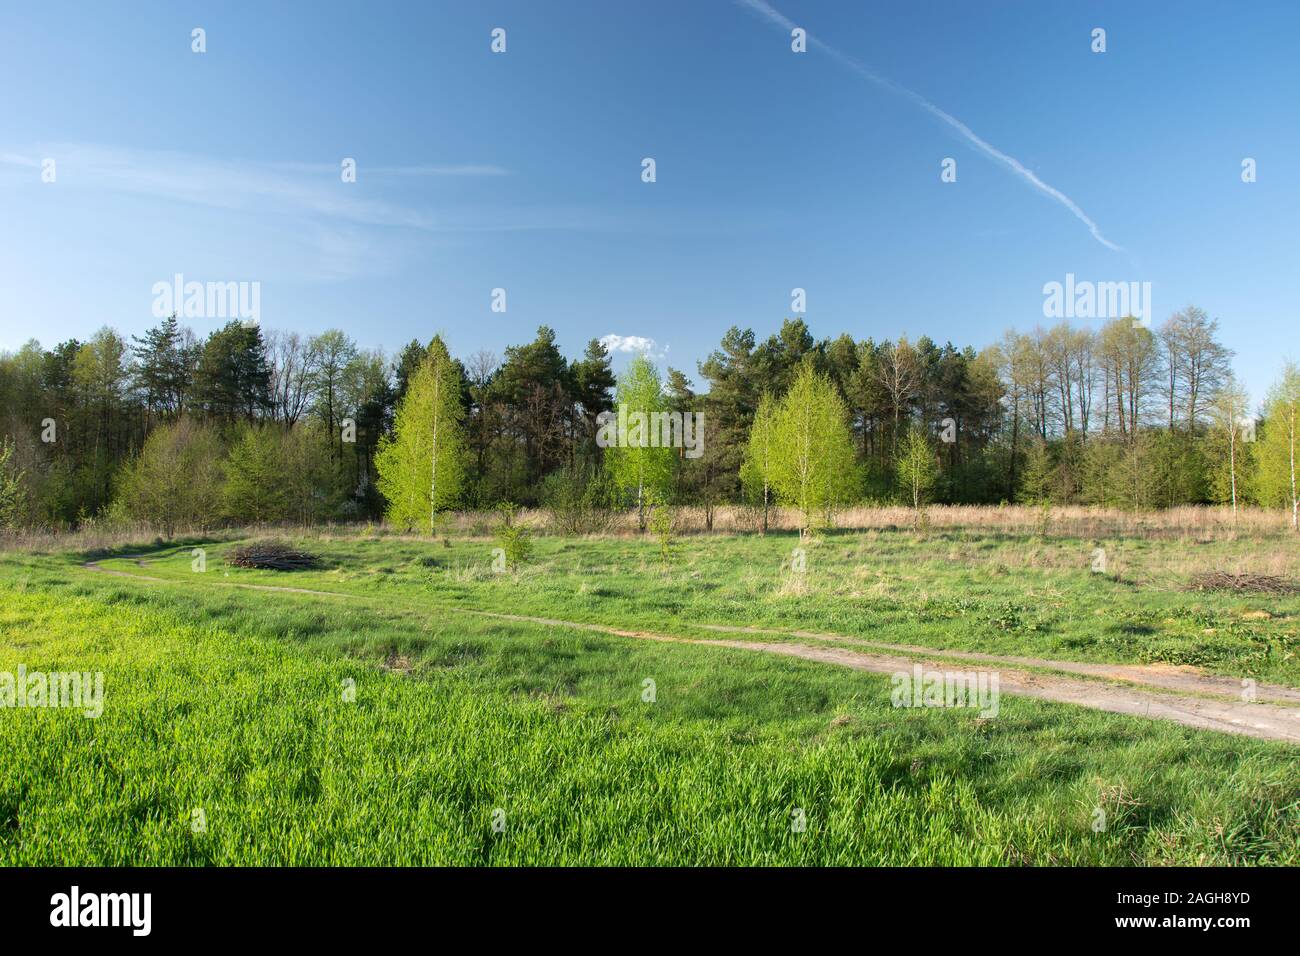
[1290,408,1297,532]
[1229,425,1238,521]
[429,370,440,534]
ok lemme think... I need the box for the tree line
[0,307,1297,534]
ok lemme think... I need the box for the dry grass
[3,504,1295,554]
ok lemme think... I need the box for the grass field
[1,524,1297,865]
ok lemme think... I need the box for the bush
[117,418,225,537]
[647,494,676,566]
[540,464,616,535]
[493,503,533,571]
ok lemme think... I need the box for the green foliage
[1149,429,1207,508]
[116,418,224,536]
[222,424,292,524]
[192,322,271,421]
[375,341,466,532]
[647,493,675,566]
[1256,362,1300,528]
[10,305,1300,526]
[739,392,778,530]
[769,359,858,529]
[0,439,25,531]
[1016,438,1054,506]
[895,424,938,515]
[603,355,676,531]
[493,504,534,571]
[540,463,616,535]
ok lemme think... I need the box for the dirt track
[80,562,1300,744]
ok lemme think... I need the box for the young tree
[895,424,938,518]
[1258,361,1300,531]
[0,439,25,531]
[740,392,778,533]
[770,358,857,532]
[282,420,346,525]
[603,355,675,531]
[1207,376,1253,519]
[375,340,466,532]
[1017,436,1054,506]
[116,418,224,536]
[223,424,292,524]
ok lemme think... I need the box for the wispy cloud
[0,144,442,229]
[370,164,509,177]
[737,0,1124,253]
[0,146,645,242]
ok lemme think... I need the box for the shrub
[541,464,616,535]
[493,503,533,571]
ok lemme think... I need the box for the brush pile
[1186,571,1300,595]
[226,540,322,571]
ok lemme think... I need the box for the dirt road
[80,562,1300,743]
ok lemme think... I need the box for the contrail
[737,0,1124,253]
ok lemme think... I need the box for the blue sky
[1,0,1296,402]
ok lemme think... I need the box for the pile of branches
[1186,571,1300,595]
[226,540,321,571]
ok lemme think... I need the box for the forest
[1,306,1297,535]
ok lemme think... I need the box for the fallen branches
[1186,571,1300,595]
[226,541,321,571]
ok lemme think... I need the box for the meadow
[0,512,1297,865]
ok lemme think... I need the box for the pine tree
[1017,437,1054,506]
[132,314,189,420]
[223,425,291,524]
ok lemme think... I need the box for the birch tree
[375,339,465,532]
[895,423,938,519]
[1208,376,1252,520]
[770,359,856,532]
[740,392,778,534]
[1258,362,1300,531]
[603,355,675,531]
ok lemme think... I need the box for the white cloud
[600,334,667,359]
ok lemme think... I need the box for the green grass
[51,528,1300,684]
[0,530,1297,865]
